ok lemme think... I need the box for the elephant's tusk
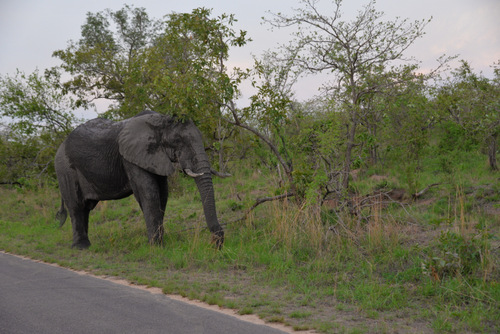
[211,169,232,178]
[184,169,204,177]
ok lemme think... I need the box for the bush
[422,230,491,281]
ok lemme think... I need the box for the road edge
[2,251,315,334]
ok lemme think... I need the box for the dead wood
[228,192,295,225]
[0,181,22,187]
[413,183,441,199]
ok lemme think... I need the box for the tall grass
[267,199,325,257]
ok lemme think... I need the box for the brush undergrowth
[1,150,499,333]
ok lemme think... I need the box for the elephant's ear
[118,114,175,176]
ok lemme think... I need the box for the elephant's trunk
[194,173,224,249]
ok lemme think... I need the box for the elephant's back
[67,118,121,148]
[64,118,123,172]
[72,118,117,136]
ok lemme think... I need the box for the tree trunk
[369,124,378,165]
[343,120,357,191]
[488,133,498,171]
[343,81,359,192]
[224,105,296,195]
[217,119,226,173]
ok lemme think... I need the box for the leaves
[53,5,250,126]
[0,68,78,138]
[263,0,434,192]
[0,68,79,181]
[435,60,500,169]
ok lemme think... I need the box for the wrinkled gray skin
[55,110,224,250]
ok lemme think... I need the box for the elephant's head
[117,112,224,248]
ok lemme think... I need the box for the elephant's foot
[211,230,224,250]
[147,225,164,246]
[148,235,164,247]
[72,238,91,249]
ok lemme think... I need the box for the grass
[1,150,499,333]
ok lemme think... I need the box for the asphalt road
[0,252,287,334]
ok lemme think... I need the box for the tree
[266,0,432,191]
[52,5,161,115]
[355,63,431,164]
[289,98,347,202]
[0,68,77,138]
[223,51,299,195]
[436,60,500,170]
[53,5,252,179]
[0,68,78,180]
[54,5,249,125]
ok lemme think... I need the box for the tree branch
[413,183,441,199]
[225,192,295,226]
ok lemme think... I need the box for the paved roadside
[0,252,287,334]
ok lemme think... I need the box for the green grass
[1,150,499,333]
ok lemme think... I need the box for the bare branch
[227,192,295,225]
[413,183,441,199]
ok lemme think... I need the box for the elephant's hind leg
[68,206,92,249]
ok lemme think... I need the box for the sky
[0,0,499,117]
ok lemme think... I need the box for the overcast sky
[1,0,499,116]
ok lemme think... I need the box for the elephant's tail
[56,199,67,227]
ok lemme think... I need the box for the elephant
[55,110,224,250]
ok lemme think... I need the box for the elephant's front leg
[124,162,167,245]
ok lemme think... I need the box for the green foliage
[0,68,79,181]
[285,102,348,199]
[146,8,248,124]
[403,162,420,197]
[0,68,77,138]
[264,0,435,192]
[243,52,295,128]
[54,5,249,129]
[52,5,160,114]
[0,135,57,182]
[437,121,480,153]
[422,230,490,280]
[435,60,500,170]
[383,79,433,164]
